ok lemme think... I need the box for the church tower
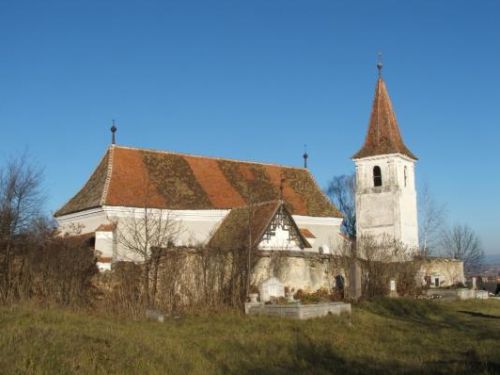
[352,65,419,250]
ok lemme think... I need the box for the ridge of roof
[100,146,115,205]
[352,78,417,160]
[112,144,308,171]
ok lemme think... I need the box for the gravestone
[472,277,477,290]
[349,261,362,300]
[259,277,285,302]
[389,278,398,298]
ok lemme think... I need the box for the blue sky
[1,0,499,255]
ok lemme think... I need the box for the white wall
[95,231,114,258]
[56,206,343,262]
[57,208,108,235]
[354,153,419,250]
[293,215,343,254]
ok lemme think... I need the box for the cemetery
[245,277,351,320]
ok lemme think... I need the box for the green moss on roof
[143,151,212,209]
[283,169,340,217]
[217,160,278,204]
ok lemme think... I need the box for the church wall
[355,154,418,249]
[95,231,114,258]
[56,208,108,235]
[102,206,230,261]
[293,216,343,254]
[57,205,343,263]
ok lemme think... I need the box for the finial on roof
[303,145,309,169]
[377,52,383,78]
[111,120,117,145]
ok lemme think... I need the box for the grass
[0,299,499,374]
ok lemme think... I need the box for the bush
[1,234,98,307]
[294,288,339,304]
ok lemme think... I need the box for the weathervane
[377,52,383,78]
[110,120,117,145]
[303,144,309,169]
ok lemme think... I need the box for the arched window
[373,166,382,187]
[404,166,408,187]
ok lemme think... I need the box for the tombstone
[472,277,477,290]
[475,290,489,300]
[259,277,285,302]
[349,261,362,300]
[389,278,398,298]
[145,309,165,323]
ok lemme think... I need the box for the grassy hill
[1,299,499,375]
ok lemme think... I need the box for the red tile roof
[353,78,417,160]
[55,146,341,218]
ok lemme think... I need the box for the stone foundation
[245,301,351,320]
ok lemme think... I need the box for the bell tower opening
[373,166,382,187]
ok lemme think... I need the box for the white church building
[55,67,463,289]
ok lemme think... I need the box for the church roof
[207,200,311,250]
[352,78,417,160]
[55,145,341,218]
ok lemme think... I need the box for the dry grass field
[0,298,499,375]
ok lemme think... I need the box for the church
[55,66,464,292]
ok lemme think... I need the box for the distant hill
[484,254,500,265]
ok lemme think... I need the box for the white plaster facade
[56,206,343,262]
[354,153,419,250]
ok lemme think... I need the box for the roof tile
[55,146,341,217]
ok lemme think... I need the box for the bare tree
[0,154,44,238]
[439,223,484,273]
[357,235,418,298]
[418,182,447,256]
[326,174,356,239]
[115,208,182,306]
[0,154,45,302]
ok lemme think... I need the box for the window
[404,166,408,187]
[373,166,382,187]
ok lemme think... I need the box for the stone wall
[107,249,347,311]
[252,252,345,292]
[417,258,465,287]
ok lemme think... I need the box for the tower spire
[352,63,417,160]
[111,120,117,145]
